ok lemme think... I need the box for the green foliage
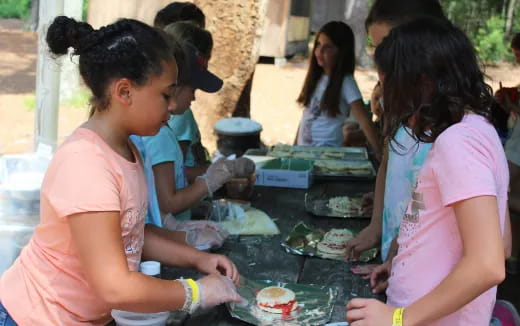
[0,0,31,19]
[82,0,88,21]
[61,87,91,109]
[23,88,91,112]
[474,15,510,63]
[23,94,35,112]
[439,0,519,63]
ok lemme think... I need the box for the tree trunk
[502,0,508,18]
[505,0,517,36]
[87,0,169,28]
[191,0,268,153]
[344,0,371,68]
[25,0,39,32]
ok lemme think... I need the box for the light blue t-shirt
[168,109,201,168]
[297,75,362,147]
[381,126,432,260]
[142,125,191,221]
[129,135,162,227]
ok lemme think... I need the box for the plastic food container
[111,310,169,326]
[225,175,255,200]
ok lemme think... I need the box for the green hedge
[0,0,31,19]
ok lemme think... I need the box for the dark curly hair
[46,16,174,113]
[297,21,356,117]
[154,2,205,29]
[374,17,495,147]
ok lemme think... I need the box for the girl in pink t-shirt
[346,18,511,326]
[0,17,243,326]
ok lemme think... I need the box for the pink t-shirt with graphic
[386,114,509,326]
[0,128,148,326]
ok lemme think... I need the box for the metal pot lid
[214,118,263,135]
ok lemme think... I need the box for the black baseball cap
[185,43,223,93]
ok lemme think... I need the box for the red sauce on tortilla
[258,299,297,315]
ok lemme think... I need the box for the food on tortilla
[320,151,344,159]
[327,196,361,214]
[292,151,316,159]
[219,208,280,235]
[256,286,298,314]
[316,228,354,256]
[314,160,372,175]
[269,144,293,157]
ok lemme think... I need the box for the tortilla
[314,160,372,174]
[327,196,361,214]
[256,286,298,314]
[320,152,344,159]
[316,228,354,256]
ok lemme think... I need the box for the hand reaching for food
[197,274,243,309]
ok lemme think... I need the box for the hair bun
[46,16,94,56]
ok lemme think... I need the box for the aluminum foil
[227,277,338,326]
[281,222,378,262]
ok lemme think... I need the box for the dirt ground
[1,18,520,155]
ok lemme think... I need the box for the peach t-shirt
[386,114,509,326]
[0,128,148,326]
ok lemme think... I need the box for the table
[161,180,383,325]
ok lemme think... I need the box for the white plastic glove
[196,274,242,309]
[198,157,256,195]
[178,221,229,249]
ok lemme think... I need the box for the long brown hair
[297,21,355,117]
[375,18,495,148]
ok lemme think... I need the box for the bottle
[140,261,161,278]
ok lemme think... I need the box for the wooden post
[34,0,64,151]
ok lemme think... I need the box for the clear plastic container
[0,220,36,276]
[111,310,169,326]
[139,261,161,278]
[0,153,50,218]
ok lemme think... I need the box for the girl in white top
[296,21,381,158]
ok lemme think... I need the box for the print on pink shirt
[403,181,425,227]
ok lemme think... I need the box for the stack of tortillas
[314,160,372,175]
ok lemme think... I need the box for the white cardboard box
[254,158,313,189]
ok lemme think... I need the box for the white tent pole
[60,0,83,102]
[34,0,64,151]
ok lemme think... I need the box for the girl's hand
[346,298,394,326]
[197,274,243,309]
[344,224,380,261]
[360,192,374,216]
[194,253,240,284]
[369,260,392,294]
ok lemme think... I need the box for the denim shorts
[0,302,17,326]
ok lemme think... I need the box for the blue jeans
[0,302,17,326]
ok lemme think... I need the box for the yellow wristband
[392,307,404,326]
[186,279,199,304]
